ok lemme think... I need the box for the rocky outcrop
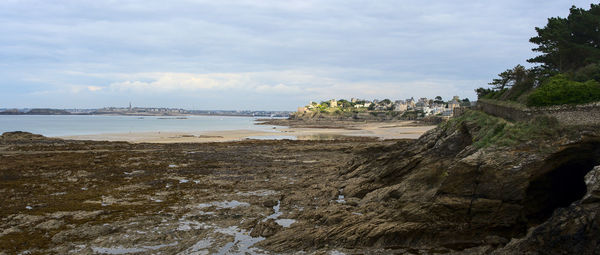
[260,110,600,253]
[493,165,600,254]
[291,111,401,121]
[0,131,49,141]
[0,108,71,115]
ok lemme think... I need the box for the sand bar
[60,121,436,143]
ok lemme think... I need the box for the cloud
[108,73,241,92]
[1,0,598,109]
[87,86,103,92]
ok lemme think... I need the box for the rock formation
[260,110,600,253]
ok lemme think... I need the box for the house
[393,102,407,112]
[448,100,461,110]
[406,98,416,109]
[329,99,338,107]
[441,109,453,116]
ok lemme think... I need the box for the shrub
[526,75,600,106]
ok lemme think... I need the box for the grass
[443,110,560,148]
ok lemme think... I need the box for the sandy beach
[60,121,436,143]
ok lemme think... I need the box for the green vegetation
[444,110,559,148]
[478,98,527,110]
[527,75,600,106]
[476,4,600,106]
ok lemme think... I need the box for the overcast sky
[0,1,596,110]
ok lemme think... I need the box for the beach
[59,121,436,143]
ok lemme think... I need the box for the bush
[526,75,600,106]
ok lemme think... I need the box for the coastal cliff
[260,109,600,253]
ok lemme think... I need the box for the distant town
[0,103,291,117]
[297,96,474,118]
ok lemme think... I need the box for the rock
[0,227,21,237]
[72,210,104,221]
[492,165,600,254]
[262,199,278,208]
[583,166,600,204]
[260,110,600,253]
[484,235,508,246]
[345,197,360,206]
[0,131,48,140]
[5,214,45,228]
[35,219,64,230]
[250,219,282,238]
[51,224,118,243]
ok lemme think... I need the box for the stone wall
[476,99,600,126]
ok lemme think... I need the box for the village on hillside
[297,96,473,118]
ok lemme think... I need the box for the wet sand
[60,121,436,143]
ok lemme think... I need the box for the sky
[0,0,596,111]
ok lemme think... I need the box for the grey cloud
[0,0,596,109]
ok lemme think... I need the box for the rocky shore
[257,118,433,129]
[2,108,600,254]
[0,132,396,254]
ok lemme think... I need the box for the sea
[0,115,281,137]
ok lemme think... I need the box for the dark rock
[250,219,282,237]
[260,110,600,253]
[262,199,278,208]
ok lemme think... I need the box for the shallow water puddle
[215,226,266,255]
[175,218,266,254]
[335,194,346,204]
[149,197,163,203]
[196,200,249,209]
[177,218,210,231]
[275,219,296,227]
[263,200,296,227]
[335,189,346,204]
[178,238,213,255]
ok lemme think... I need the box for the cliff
[259,109,600,253]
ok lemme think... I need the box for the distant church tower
[129,102,132,111]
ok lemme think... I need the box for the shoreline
[59,121,436,143]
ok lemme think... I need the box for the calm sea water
[0,115,280,137]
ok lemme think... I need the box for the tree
[475,88,494,99]
[489,65,528,90]
[460,98,471,107]
[381,99,392,105]
[528,4,600,72]
[434,96,444,104]
[337,99,352,108]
